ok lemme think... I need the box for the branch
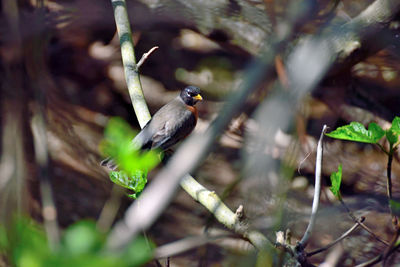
[299,125,327,248]
[31,109,60,250]
[180,176,270,249]
[307,217,364,257]
[154,234,232,258]
[136,46,158,70]
[339,198,389,246]
[111,0,151,128]
[355,240,400,267]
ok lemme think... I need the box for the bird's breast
[185,105,198,123]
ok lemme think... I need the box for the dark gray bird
[101,86,202,169]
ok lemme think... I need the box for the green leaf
[391,116,400,134]
[388,117,400,149]
[109,170,147,199]
[62,221,104,255]
[0,224,7,250]
[1,216,152,267]
[6,217,50,266]
[329,164,342,199]
[386,129,398,147]
[325,122,384,144]
[122,236,153,266]
[100,117,160,194]
[390,199,400,217]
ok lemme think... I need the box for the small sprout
[330,164,342,200]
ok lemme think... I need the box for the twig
[97,184,125,232]
[339,199,389,246]
[154,234,231,258]
[355,240,400,267]
[25,3,60,249]
[31,111,60,250]
[299,125,327,248]
[136,46,158,70]
[383,228,400,265]
[307,218,364,257]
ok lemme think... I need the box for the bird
[101,85,202,169]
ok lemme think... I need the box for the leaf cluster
[0,217,152,267]
[327,116,400,198]
[100,117,160,198]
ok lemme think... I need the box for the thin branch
[383,228,400,265]
[31,110,60,250]
[180,176,270,249]
[154,234,231,259]
[339,199,389,246]
[299,125,327,248]
[307,217,364,257]
[97,185,125,232]
[355,241,400,267]
[136,46,159,70]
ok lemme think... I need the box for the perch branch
[111,0,151,128]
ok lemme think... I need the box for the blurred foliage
[0,217,153,267]
[100,117,160,198]
[389,200,400,217]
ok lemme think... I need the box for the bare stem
[136,46,159,70]
[299,125,327,248]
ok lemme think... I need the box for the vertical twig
[299,125,327,248]
[31,112,60,250]
[111,0,151,128]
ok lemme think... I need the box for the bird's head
[180,86,202,106]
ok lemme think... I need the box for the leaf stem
[386,148,398,227]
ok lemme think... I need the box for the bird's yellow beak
[193,94,203,101]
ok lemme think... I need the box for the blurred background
[1,0,400,266]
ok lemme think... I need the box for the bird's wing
[132,119,153,150]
